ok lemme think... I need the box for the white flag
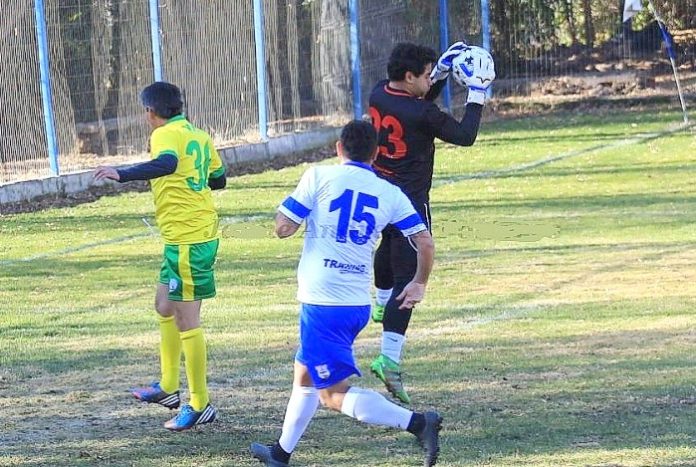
[623,0,643,22]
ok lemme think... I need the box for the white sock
[381,331,405,363]
[375,288,393,306]
[341,387,413,429]
[278,385,320,453]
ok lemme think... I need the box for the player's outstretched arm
[274,211,301,238]
[425,45,496,147]
[396,230,434,309]
[93,166,120,181]
[425,103,483,147]
[94,154,178,183]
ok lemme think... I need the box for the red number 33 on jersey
[369,107,408,159]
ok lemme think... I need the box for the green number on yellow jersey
[185,140,212,192]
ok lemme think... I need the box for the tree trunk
[620,0,631,58]
[490,0,511,76]
[582,0,595,48]
[562,0,579,46]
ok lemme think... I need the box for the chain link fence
[2,0,695,184]
[1,1,51,183]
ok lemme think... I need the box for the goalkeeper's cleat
[371,304,385,323]
[250,443,290,467]
[370,354,411,404]
[164,403,217,431]
[131,382,180,409]
[415,411,443,467]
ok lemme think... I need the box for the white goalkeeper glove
[451,46,496,105]
[429,41,467,83]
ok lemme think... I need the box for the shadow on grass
[398,326,696,464]
[4,325,696,466]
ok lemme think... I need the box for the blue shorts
[295,303,371,389]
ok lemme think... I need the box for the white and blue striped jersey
[278,161,426,306]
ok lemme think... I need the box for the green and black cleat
[371,304,385,323]
[370,353,411,404]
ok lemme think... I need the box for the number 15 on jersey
[329,189,378,245]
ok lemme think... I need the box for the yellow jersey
[149,115,224,244]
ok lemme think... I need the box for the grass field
[1,107,696,466]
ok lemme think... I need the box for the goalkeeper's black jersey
[368,79,483,209]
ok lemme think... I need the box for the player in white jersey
[250,121,442,467]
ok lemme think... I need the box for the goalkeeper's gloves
[429,41,467,83]
[451,46,496,105]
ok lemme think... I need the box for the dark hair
[140,81,184,119]
[340,120,378,162]
[387,43,437,81]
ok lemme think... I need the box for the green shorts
[159,239,219,301]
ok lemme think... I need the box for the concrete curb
[0,126,342,205]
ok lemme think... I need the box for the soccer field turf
[1,108,695,466]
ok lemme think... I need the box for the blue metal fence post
[148,0,163,81]
[349,0,363,120]
[439,0,451,112]
[34,0,60,176]
[253,0,269,142]
[480,0,492,98]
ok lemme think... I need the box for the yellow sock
[180,327,209,411]
[158,316,181,394]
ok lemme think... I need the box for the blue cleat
[131,382,180,409]
[164,403,217,431]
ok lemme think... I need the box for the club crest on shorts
[315,364,330,379]
[168,278,178,292]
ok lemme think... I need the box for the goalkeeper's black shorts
[374,202,431,286]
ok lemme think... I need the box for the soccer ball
[451,46,495,90]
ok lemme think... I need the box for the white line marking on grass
[403,304,545,340]
[219,214,269,224]
[1,214,270,265]
[6,123,691,266]
[457,303,543,330]
[0,232,151,266]
[141,217,157,236]
[433,122,694,187]
[408,243,690,339]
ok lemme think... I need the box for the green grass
[1,107,696,466]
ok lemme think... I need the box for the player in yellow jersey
[94,82,226,431]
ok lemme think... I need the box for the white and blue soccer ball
[451,46,496,91]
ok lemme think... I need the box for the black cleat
[250,443,290,467]
[416,411,443,466]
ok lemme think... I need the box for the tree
[582,0,595,47]
[561,0,580,46]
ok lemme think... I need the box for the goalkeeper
[94,81,226,431]
[368,42,495,404]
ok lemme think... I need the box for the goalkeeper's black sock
[406,412,426,435]
[271,441,291,463]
